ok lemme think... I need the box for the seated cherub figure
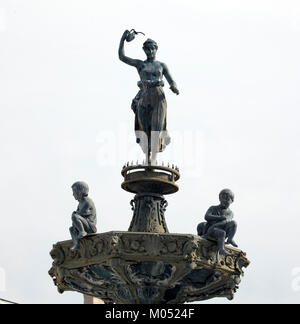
[69,181,97,251]
[197,189,237,256]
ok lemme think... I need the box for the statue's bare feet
[70,243,79,251]
[78,231,87,239]
[226,240,238,247]
[218,248,231,256]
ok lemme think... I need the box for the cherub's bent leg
[72,214,89,238]
[69,226,77,241]
[197,222,207,236]
[208,227,231,256]
[225,220,238,247]
[69,226,80,251]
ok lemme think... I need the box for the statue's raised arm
[118,30,142,68]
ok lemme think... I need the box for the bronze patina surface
[121,164,180,195]
[49,231,249,304]
[49,29,250,304]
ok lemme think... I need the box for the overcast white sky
[0,0,300,304]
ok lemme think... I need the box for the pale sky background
[0,0,300,304]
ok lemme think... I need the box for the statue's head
[72,181,89,201]
[143,39,158,61]
[219,189,234,208]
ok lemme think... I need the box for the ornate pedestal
[49,163,250,304]
[128,193,169,233]
[122,164,179,233]
[49,231,249,304]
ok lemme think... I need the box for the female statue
[119,30,179,165]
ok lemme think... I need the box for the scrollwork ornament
[50,245,65,266]
[49,232,249,303]
[130,198,136,211]
[160,199,168,213]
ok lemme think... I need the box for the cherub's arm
[119,30,142,68]
[205,207,226,223]
[76,201,94,218]
[224,212,234,222]
[162,62,179,95]
[206,212,233,231]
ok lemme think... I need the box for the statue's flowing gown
[132,81,170,154]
